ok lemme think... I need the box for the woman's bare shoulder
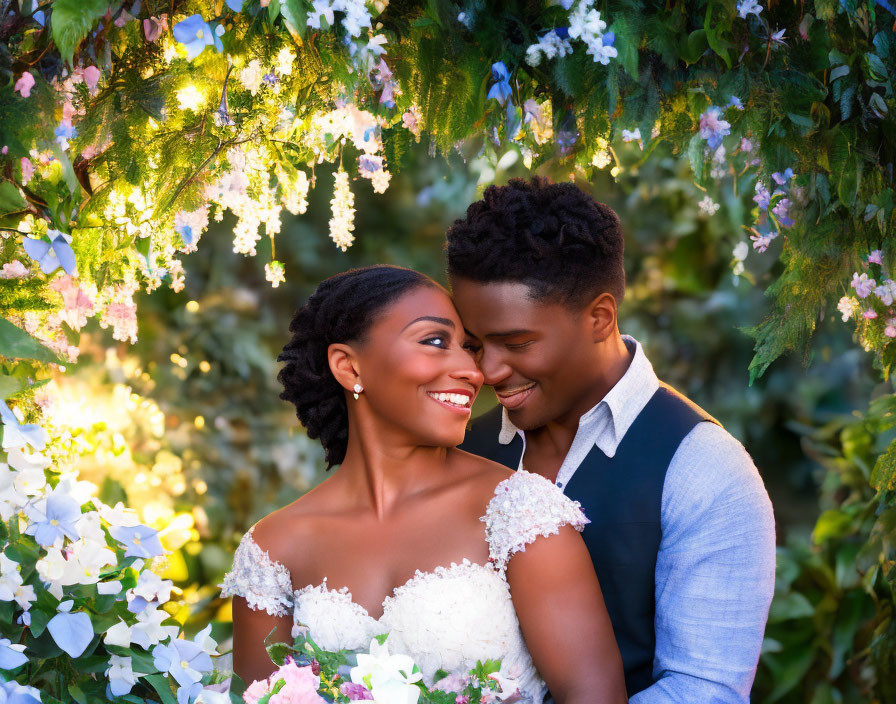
[448,447,515,493]
[249,479,338,560]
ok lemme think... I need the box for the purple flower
[340,682,374,700]
[869,250,884,265]
[699,107,731,149]
[772,198,794,227]
[262,72,279,86]
[772,168,794,185]
[875,279,896,305]
[727,95,744,110]
[740,137,753,152]
[753,181,771,210]
[751,232,776,253]
[852,272,876,298]
[737,0,763,18]
[54,121,77,150]
[110,524,165,558]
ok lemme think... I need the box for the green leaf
[68,684,88,704]
[145,674,178,704]
[768,592,815,623]
[703,3,733,69]
[0,317,64,363]
[687,133,705,182]
[871,437,896,491]
[787,112,814,128]
[0,182,26,216]
[812,509,854,543]
[865,52,888,82]
[611,16,639,79]
[838,154,860,208]
[280,0,308,37]
[830,64,850,81]
[267,0,281,23]
[51,0,113,66]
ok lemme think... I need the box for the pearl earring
[352,383,363,400]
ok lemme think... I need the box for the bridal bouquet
[242,629,522,704]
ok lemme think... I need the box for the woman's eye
[421,336,449,348]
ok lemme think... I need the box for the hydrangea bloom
[852,272,876,298]
[753,181,771,210]
[838,296,861,322]
[699,107,731,149]
[698,195,720,215]
[875,279,896,306]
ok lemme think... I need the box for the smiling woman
[219,264,628,702]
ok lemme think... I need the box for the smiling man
[447,176,776,703]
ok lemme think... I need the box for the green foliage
[50,0,115,66]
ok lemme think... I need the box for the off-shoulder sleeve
[481,470,589,576]
[219,525,294,617]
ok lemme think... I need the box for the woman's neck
[336,420,450,520]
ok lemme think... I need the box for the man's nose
[478,347,511,386]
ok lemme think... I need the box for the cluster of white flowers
[265,260,286,288]
[307,0,373,38]
[698,194,721,216]
[527,0,617,66]
[329,169,356,251]
[525,29,573,66]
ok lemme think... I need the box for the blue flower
[22,228,77,276]
[0,679,41,704]
[225,0,244,10]
[771,167,794,185]
[0,637,28,669]
[110,524,165,558]
[602,31,615,46]
[54,121,77,150]
[727,95,743,110]
[698,106,731,149]
[554,26,570,39]
[0,400,48,451]
[47,600,95,658]
[753,181,771,210]
[153,639,213,704]
[23,491,82,546]
[173,15,217,60]
[486,61,513,106]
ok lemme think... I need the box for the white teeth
[430,392,470,407]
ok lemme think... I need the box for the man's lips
[494,383,536,410]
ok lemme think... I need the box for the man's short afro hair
[445,175,625,306]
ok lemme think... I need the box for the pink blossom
[99,300,138,343]
[14,72,35,97]
[1,146,7,154]
[863,309,878,319]
[242,678,270,704]
[143,15,168,42]
[886,320,896,338]
[339,682,373,700]
[114,9,134,27]
[82,66,101,93]
[49,275,94,330]
[20,157,34,186]
[267,662,324,704]
[869,250,884,266]
[0,260,29,279]
[62,101,76,125]
[456,697,470,704]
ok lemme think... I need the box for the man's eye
[506,341,534,350]
[463,341,482,355]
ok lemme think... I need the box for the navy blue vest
[460,383,719,697]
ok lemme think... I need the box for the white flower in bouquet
[350,636,423,704]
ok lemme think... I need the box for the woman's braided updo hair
[445,175,625,306]
[277,265,438,468]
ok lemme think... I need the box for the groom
[448,176,776,702]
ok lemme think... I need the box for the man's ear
[328,343,361,393]
[586,293,618,343]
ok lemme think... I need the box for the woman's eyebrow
[401,316,456,332]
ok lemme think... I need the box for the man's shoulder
[664,421,772,520]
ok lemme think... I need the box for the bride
[220,265,627,703]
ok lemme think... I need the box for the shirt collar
[498,334,659,454]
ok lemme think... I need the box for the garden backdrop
[0,0,894,702]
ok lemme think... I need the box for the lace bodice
[219,469,588,702]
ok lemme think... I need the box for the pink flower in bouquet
[143,15,168,42]
[340,682,374,700]
[243,678,270,704]
[269,661,325,704]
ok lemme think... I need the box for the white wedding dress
[220,470,588,703]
